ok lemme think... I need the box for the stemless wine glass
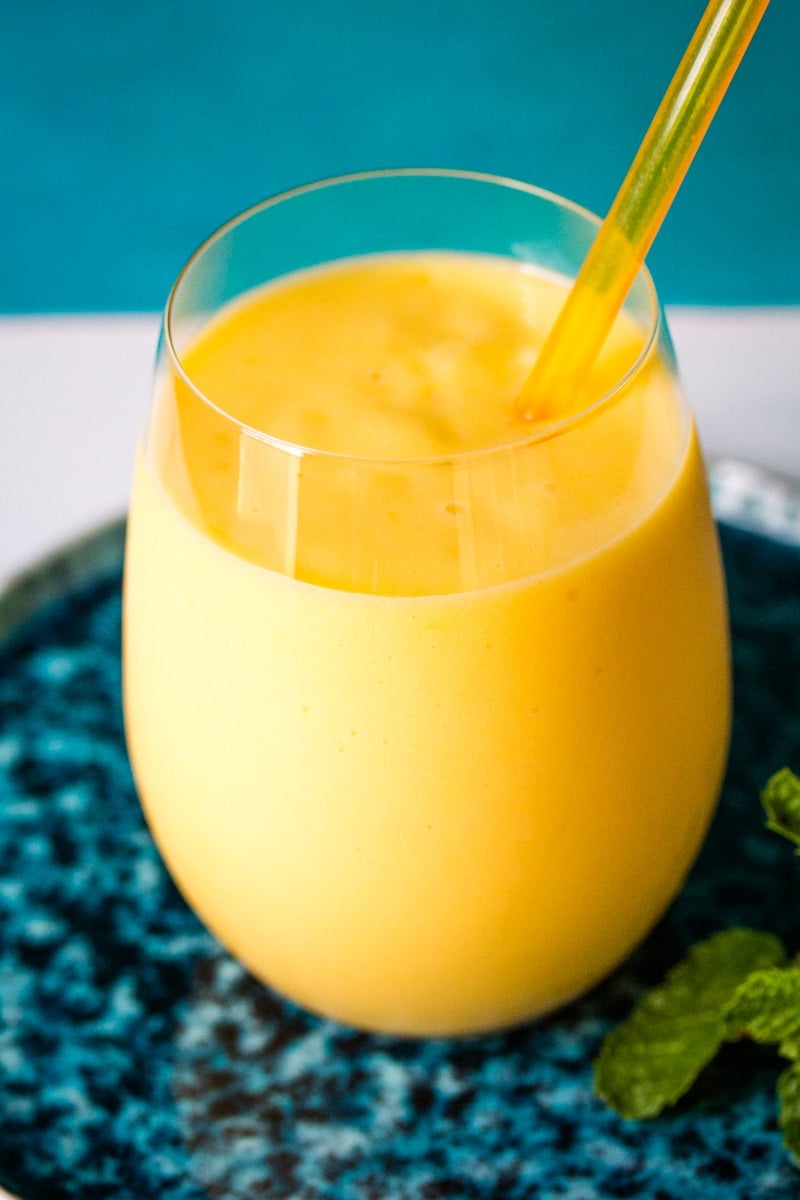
[123,170,730,1037]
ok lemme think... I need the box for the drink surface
[176,252,645,458]
[124,251,730,1035]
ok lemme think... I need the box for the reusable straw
[517,0,771,423]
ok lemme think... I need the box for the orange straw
[517,0,771,423]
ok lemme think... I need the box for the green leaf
[595,929,787,1119]
[722,967,800,1044]
[779,1034,800,1063]
[762,768,800,851]
[778,1061,800,1166]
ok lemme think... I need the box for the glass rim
[162,167,665,466]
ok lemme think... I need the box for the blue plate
[1,463,800,1199]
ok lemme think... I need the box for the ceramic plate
[1,462,799,1199]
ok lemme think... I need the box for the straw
[517,0,771,423]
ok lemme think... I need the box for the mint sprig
[595,768,800,1170]
[595,929,787,1119]
[762,767,800,851]
[722,966,800,1045]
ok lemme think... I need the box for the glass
[123,170,731,1037]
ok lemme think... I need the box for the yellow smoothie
[124,251,730,1036]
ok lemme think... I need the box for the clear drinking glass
[123,170,730,1037]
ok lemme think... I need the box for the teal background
[2,0,798,312]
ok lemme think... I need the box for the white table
[2,308,799,589]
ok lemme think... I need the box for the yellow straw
[517,0,771,423]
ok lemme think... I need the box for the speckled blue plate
[1,463,800,1200]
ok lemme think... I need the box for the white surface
[1,314,158,587]
[1,308,799,588]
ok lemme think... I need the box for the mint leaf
[780,1034,800,1063]
[722,967,800,1044]
[779,1062,800,1166]
[762,768,800,851]
[595,929,787,1119]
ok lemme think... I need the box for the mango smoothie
[124,176,730,1037]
